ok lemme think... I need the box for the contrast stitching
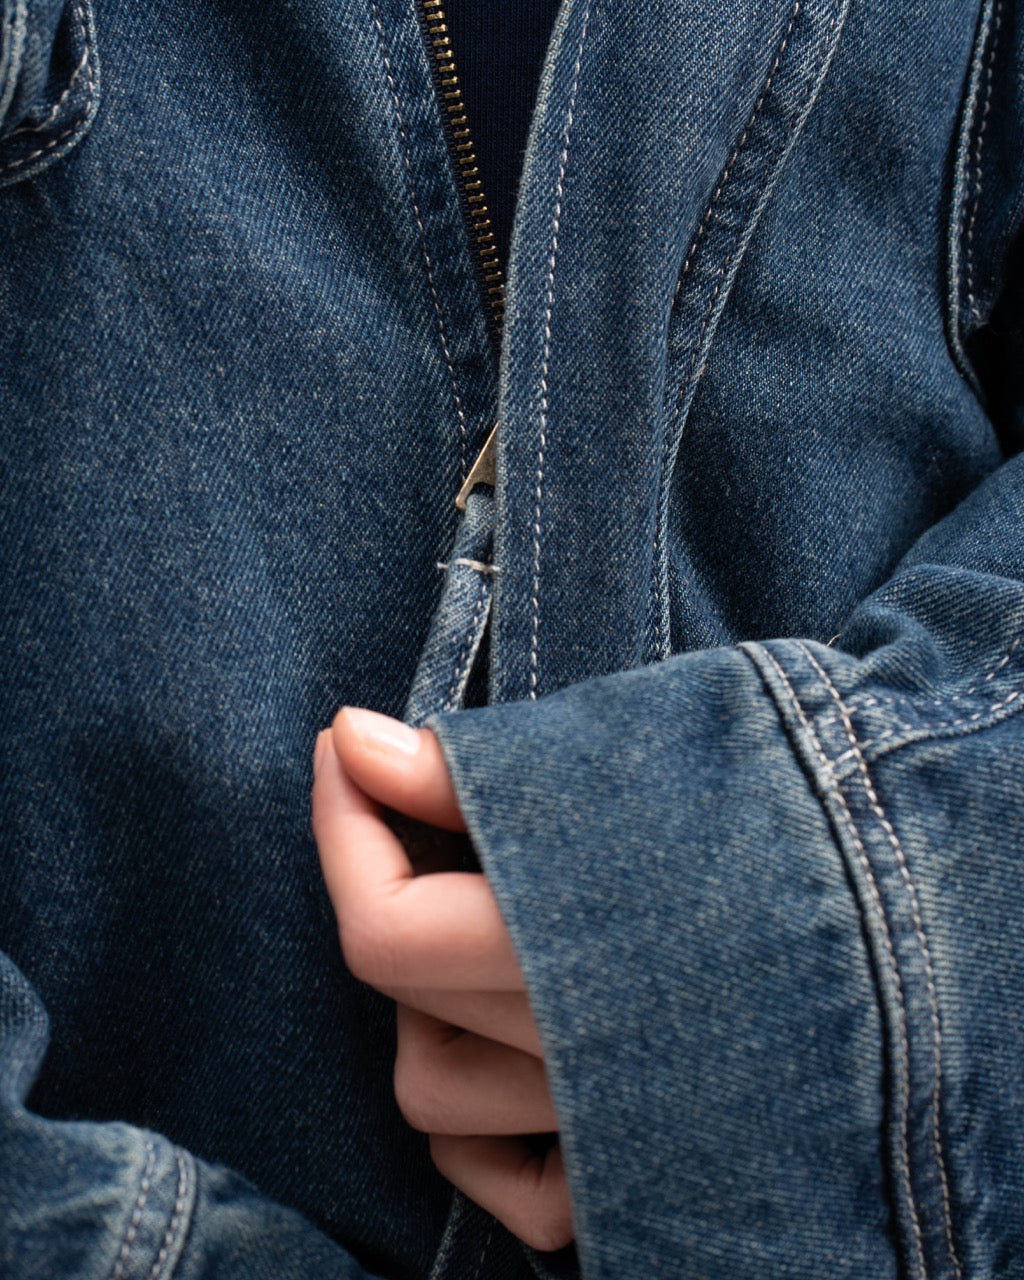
[110,1142,156,1280]
[654,0,832,639]
[528,2,592,700]
[759,647,927,1280]
[443,583,488,712]
[815,634,1023,732]
[0,0,97,175]
[0,0,30,125]
[672,0,803,306]
[5,0,91,138]
[368,0,469,480]
[652,510,665,658]
[798,642,961,1280]
[670,0,818,428]
[964,0,1002,323]
[831,686,1023,761]
[471,1225,495,1280]
[146,1152,189,1280]
[436,558,499,575]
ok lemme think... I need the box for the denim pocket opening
[0,0,99,187]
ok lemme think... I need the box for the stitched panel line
[146,1152,189,1280]
[653,0,843,652]
[818,632,1022,724]
[369,0,469,480]
[443,582,489,711]
[831,686,1022,763]
[528,2,592,700]
[0,0,97,176]
[964,0,1002,322]
[668,0,821,438]
[110,1142,157,1280]
[0,0,30,127]
[798,643,961,1280]
[672,0,803,306]
[814,634,1024,754]
[759,647,927,1280]
[5,0,91,139]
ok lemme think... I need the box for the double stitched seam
[110,1142,157,1280]
[368,0,469,480]
[654,0,841,653]
[759,647,928,1280]
[0,0,30,125]
[964,0,1002,323]
[528,2,592,700]
[0,0,97,176]
[5,1,90,138]
[443,580,489,711]
[815,634,1024,749]
[146,1152,189,1280]
[830,683,1024,763]
[798,643,962,1280]
[670,0,803,309]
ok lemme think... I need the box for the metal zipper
[419,0,507,339]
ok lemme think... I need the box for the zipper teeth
[420,0,506,336]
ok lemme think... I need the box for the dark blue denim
[1,0,1022,1277]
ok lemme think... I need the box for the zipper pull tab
[455,423,499,511]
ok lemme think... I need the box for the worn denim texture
[1,0,1022,1277]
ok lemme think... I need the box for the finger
[394,1007,557,1135]
[430,1134,574,1253]
[379,987,543,1057]
[313,733,522,989]
[332,708,466,832]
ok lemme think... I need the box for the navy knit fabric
[443,1,562,274]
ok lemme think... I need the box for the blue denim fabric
[2,0,1023,1278]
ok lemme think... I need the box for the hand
[312,708,574,1252]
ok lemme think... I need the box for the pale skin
[311,707,574,1253]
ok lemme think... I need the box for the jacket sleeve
[0,951,375,1279]
[431,447,1024,1280]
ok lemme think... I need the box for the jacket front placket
[490,0,850,706]
[372,0,854,1275]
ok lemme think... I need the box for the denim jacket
[1,1,1022,1277]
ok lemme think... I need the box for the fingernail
[339,707,421,757]
[313,728,332,777]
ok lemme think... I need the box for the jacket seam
[442,576,490,712]
[753,643,928,1280]
[0,0,100,183]
[944,0,1002,397]
[652,0,848,659]
[0,0,28,129]
[368,0,469,481]
[4,0,91,140]
[813,632,1024,764]
[148,1151,190,1280]
[796,641,962,1280]
[527,0,592,701]
[962,0,1002,325]
[110,1142,158,1280]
